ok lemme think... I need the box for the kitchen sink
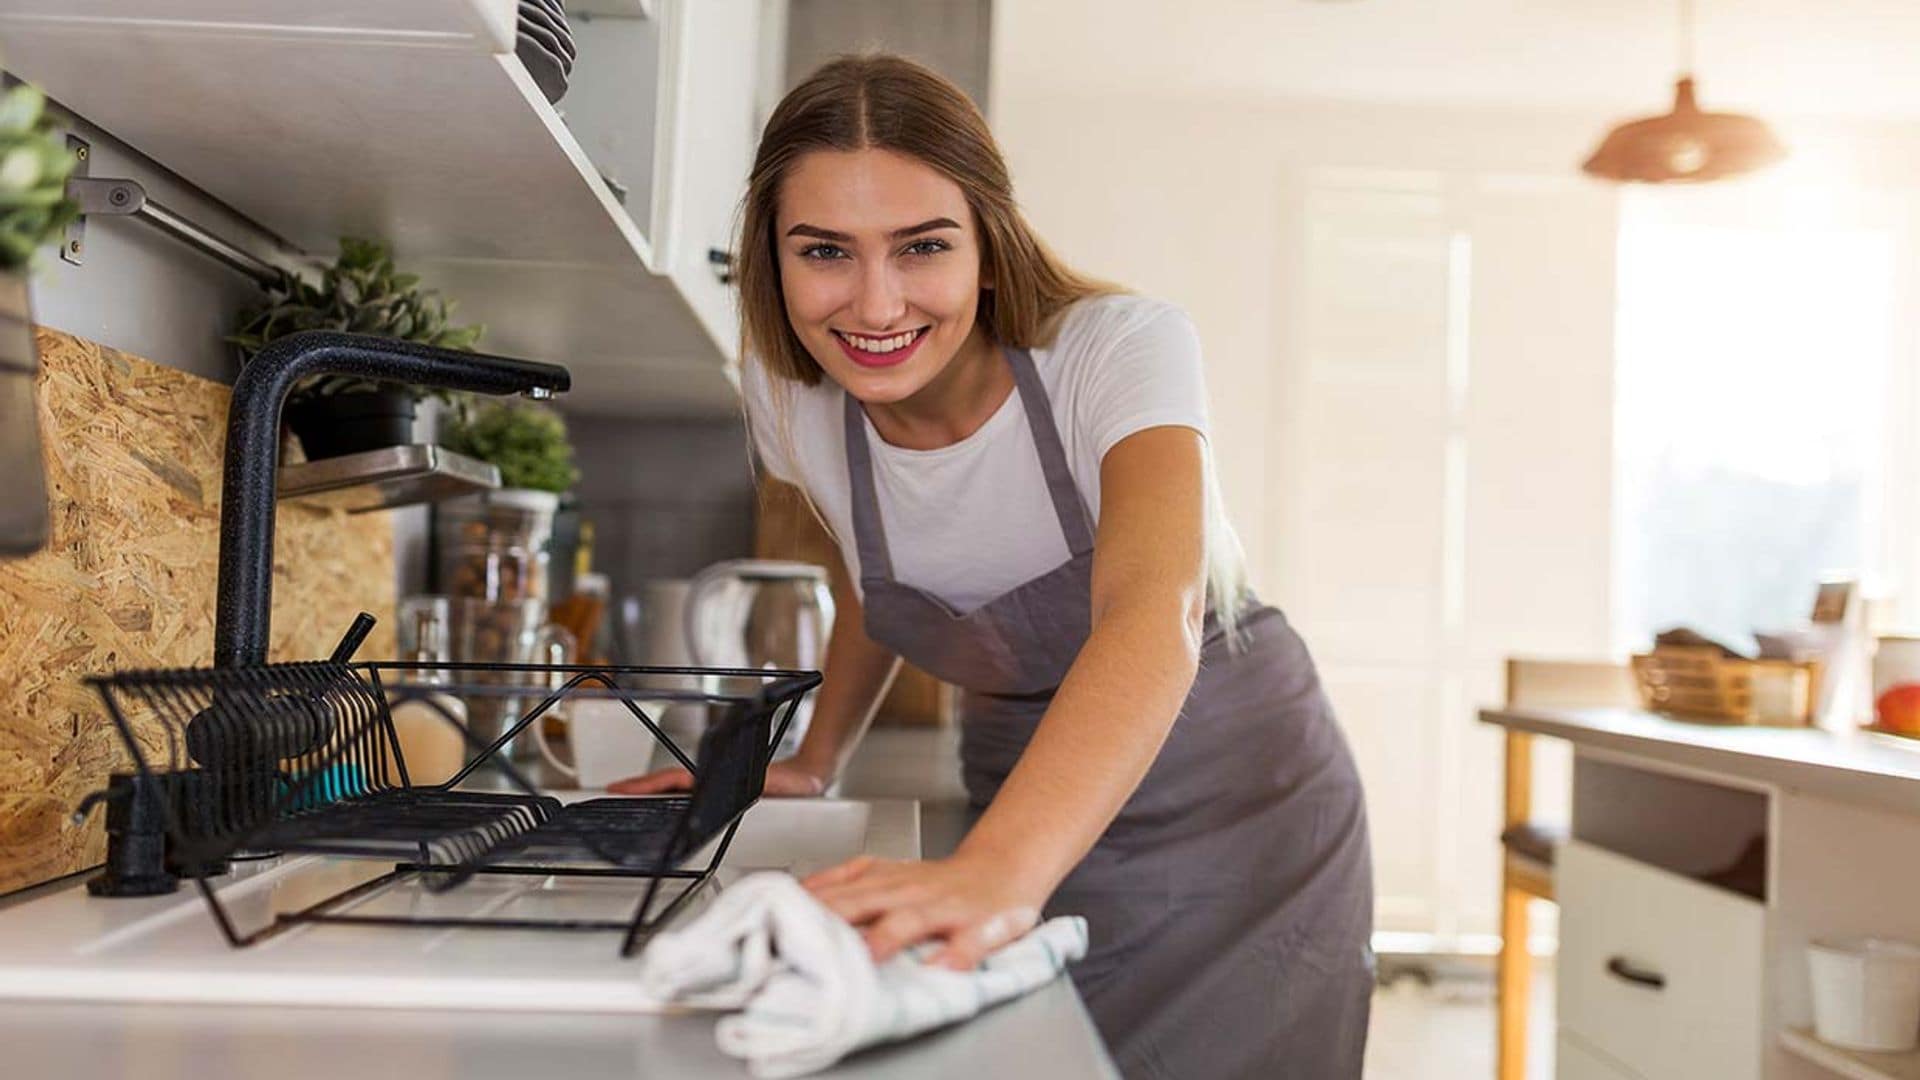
[0,797,917,1012]
[691,796,886,874]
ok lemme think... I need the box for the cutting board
[0,327,397,894]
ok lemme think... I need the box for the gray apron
[843,346,1375,1079]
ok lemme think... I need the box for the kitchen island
[1482,705,1920,1080]
[0,797,1117,1079]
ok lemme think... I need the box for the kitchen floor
[1366,956,1555,1079]
[843,726,1557,1079]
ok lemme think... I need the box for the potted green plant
[441,399,580,496]
[227,236,483,460]
[0,82,79,557]
[0,85,76,269]
[435,399,581,604]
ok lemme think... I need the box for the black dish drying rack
[83,650,820,957]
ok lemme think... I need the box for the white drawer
[1557,839,1765,1079]
[1557,1029,1642,1080]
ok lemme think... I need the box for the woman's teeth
[839,329,922,354]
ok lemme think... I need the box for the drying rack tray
[85,659,820,956]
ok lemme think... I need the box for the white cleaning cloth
[636,871,1087,1078]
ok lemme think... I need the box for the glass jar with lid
[434,489,560,605]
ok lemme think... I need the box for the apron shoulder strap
[1005,347,1097,557]
[841,392,895,584]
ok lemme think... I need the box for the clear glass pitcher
[684,559,834,759]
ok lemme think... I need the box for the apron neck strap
[842,389,896,584]
[841,345,1097,587]
[1004,346,1096,556]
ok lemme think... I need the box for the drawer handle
[1606,956,1666,990]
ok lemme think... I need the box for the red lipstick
[833,327,929,369]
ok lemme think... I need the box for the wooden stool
[1498,659,1635,1080]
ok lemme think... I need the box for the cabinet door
[1557,1030,1641,1080]
[656,0,765,359]
[0,1,510,46]
[1558,840,1765,1079]
[565,4,673,259]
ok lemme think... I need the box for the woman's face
[775,147,990,405]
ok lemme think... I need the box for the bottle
[384,601,469,788]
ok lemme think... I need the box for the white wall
[987,15,1635,945]
[989,4,1920,946]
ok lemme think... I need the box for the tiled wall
[564,412,757,596]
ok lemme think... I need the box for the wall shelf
[1781,1027,1920,1080]
[0,0,745,417]
[278,444,499,513]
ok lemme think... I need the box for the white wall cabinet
[1478,726,1920,1080]
[0,0,767,416]
[654,0,765,369]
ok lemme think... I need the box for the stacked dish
[516,0,576,105]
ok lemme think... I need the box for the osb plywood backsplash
[0,328,396,894]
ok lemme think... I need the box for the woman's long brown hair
[735,54,1114,386]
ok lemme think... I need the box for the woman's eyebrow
[786,223,852,242]
[889,217,961,239]
[785,217,962,242]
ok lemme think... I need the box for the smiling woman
[611,54,1375,1080]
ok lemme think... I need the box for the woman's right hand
[607,757,832,797]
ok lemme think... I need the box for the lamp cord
[1677,0,1696,77]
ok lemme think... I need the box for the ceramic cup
[534,695,676,790]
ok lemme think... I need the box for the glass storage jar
[435,489,560,606]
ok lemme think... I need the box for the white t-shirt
[743,293,1239,613]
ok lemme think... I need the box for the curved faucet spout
[215,331,572,668]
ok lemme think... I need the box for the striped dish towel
[637,871,1087,1078]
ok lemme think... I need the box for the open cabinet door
[0,276,48,558]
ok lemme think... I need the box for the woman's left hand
[803,853,1047,971]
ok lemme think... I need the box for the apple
[1876,683,1920,733]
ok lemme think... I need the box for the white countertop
[0,974,1114,1080]
[0,793,1117,1079]
[1481,706,1920,817]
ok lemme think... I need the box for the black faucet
[86,332,564,895]
[85,332,570,899]
[213,330,571,668]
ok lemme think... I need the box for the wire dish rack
[86,658,820,956]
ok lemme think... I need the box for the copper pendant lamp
[1581,0,1787,183]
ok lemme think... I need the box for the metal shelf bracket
[59,133,87,265]
[61,136,286,290]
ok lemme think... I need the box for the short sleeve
[739,356,800,485]
[1068,298,1211,462]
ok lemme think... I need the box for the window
[1613,188,1900,653]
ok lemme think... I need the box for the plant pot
[285,385,417,460]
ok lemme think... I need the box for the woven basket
[1630,646,1819,726]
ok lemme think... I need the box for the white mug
[535,696,678,790]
